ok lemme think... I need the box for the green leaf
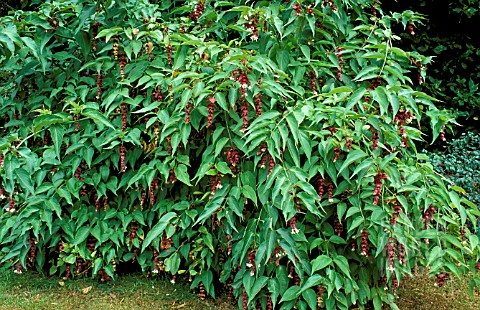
[280,285,301,302]
[248,276,269,304]
[141,212,177,251]
[15,168,34,194]
[354,65,379,81]
[49,125,65,160]
[215,92,228,111]
[371,86,389,115]
[174,164,192,186]
[311,255,332,274]
[45,198,62,218]
[82,109,116,130]
[344,87,366,116]
[333,256,351,279]
[268,278,280,306]
[337,150,368,176]
[302,288,317,310]
[327,86,353,95]
[449,191,466,225]
[74,226,90,245]
[242,185,258,206]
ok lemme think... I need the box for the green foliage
[0,0,479,309]
[429,132,480,206]
[383,0,480,122]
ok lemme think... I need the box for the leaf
[49,125,64,160]
[311,255,332,274]
[74,226,90,245]
[327,86,353,95]
[302,288,317,310]
[343,87,366,116]
[248,276,269,304]
[174,164,192,186]
[334,256,352,279]
[354,65,379,81]
[45,198,62,218]
[15,168,34,194]
[242,185,257,206]
[268,278,280,306]
[195,195,225,226]
[141,212,177,251]
[82,109,116,130]
[449,191,466,225]
[371,86,389,115]
[337,149,368,176]
[427,246,444,266]
[82,286,93,294]
[215,92,228,111]
[280,285,301,302]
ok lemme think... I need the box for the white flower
[291,227,300,235]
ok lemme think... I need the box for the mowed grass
[0,271,235,310]
[396,271,480,310]
[1,270,479,309]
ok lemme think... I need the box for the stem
[16,128,46,149]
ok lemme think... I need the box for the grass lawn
[0,271,235,310]
[0,270,479,309]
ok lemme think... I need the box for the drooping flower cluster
[244,12,259,41]
[386,237,396,271]
[290,215,299,234]
[241,287,248,309]
[120,145,126,172]
[96,71,103,100]
[398,242,406,266]
[373,170,387,205]
[185,102,192,123]
[128,223,137,246]
[149,177,158,206]
[317,177,324,200]
[246,251,256,276]
[207,97,215,128]
[166,168,177,184]
[360,228,369,256]
[335,47,344,80]
[333,212,342,236]
[119,54,127,81]
[91,22,100,50]
[309,69,318,95]
[121,101,128,130]
[390,199,402,225]
[423,204,437,228]
[327,179,334,202]
[292,3,302,15]
[240,98,249,133]
[145,41,153,61]
[6,198,15,212]
[371,129,379,150]
[226,146,239,174]
[190,1,205,25]
[166,44,174,65]
[435,272,450,287]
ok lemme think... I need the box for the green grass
[396,271,480,310]
[0,271,235,310]
[1,270,479,309]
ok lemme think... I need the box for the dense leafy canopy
[0,0,479,309]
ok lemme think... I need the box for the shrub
[429,132,480,206]
[0,0,479,309]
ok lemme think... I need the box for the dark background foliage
[383,0,480,132]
